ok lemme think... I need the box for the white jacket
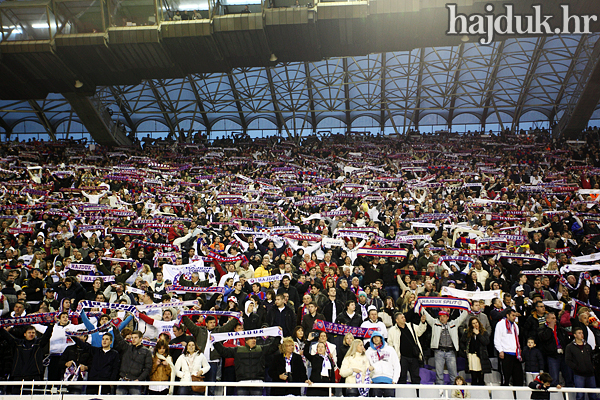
[365,342,400,384]
[339,353,371,384]
[387,321,427,359]
[360,319,388,341]
[174,353,210,382]
[494,318,520,354]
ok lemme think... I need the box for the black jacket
[335,311,362,327]
[266,304,296,337]
[304,351,336,396]
[112,328,152,380]
[522,347,544,374]
[322,299,344,323]
[0,324,54,378]
[268,352,307,396]
[214,338,281,381]
[528,376,556,400]
[537,324,571,358]
[565,341,595,377]
[301,312,325,335]
[70,337,120,381]
[59,340,93,379]
[22,277,45,302]
[459,330,492,374]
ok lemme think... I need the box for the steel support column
[148,80,177,138]
[187,75,212,134]
[412,50,425,130]
[304,62,317,133]
[481,40,505,131]
[108,86,136,134]
[28,100,56,141]
[343,58,351,133]
[511,36,546,133]
[227,73,247,133]
[265,67,287,136]
[447,44,465,131]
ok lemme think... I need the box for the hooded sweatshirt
[364,331,400,384]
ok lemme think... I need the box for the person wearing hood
[243,299,261,330]
[364,331,400,397]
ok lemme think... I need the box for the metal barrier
[0,380,599,399]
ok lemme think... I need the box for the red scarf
[505,319,521,361]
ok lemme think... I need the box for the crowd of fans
[0,130,599,398]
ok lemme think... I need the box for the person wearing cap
[213,333,282,396]
[421,306,468,385]
[360,305,388,343]
[364,331,400,397]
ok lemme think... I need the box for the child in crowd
[522,337,544,384]
[451,376,471,398]
[529,372,562,399]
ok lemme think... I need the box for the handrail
[1,380,599,394]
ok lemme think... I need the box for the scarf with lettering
[440,286,502,300]
[180,309,243,323]
[414,297,471,314]
[0,312,56,327]
[210,326,283,344]
[312,319,379,338]
[166,285,226,294]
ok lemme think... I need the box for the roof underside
[2,34,600,138]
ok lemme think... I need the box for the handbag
[191,375,205,393]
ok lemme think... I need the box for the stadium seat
[396,387,417,398]
[470,389,491,399]
[491,389,515,399]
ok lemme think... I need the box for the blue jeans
[547,355,573,387]
[205,361,219,395]
[384,286,400,302]
[573,375,598,400]
[237,387,262,396]
[434,349,457,385]
[115,385,141,395]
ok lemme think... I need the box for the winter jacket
[70,336,120,381]
[335,311,363,327]
[0,323,54,378]
[213,337,281,381]
[301,312,325,335]
[423,309,468,351]
[182,315,238,360]
[459,330,492,374]
[269,352,307,396]
[59,341,93,378]
[364,331,400,384]
[565,341,595,377]
[174,352,210,382]
[339,353,371,383]
[265,304,296,337]
[537,324,571,358]
[388,319,427,360]
[522,347,544,374]
[528,376,556,400]
[112,328,153,380]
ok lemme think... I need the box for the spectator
[494,309,524,387]
[565,327,598,400]
[422,308,468,385]
[213,335,282,395]
[70,333,120,395]
[522,337,545,385]
[340,339,373,396]
[388,310,426,384]
[112,328,153,395]
[173,341,210,395]
[304,341,337,396]
[269,336,309,396]
[459,316,491,386]
[364,331,400,397]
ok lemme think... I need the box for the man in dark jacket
[21,268,45,310]
[321,287,344,323]
[182,313,238,395]
[565,327,598,400]
[214,335,282,395]
[277,275,300,309]
[112,328,152,395]
[0,322,54,393]
[266,293,296,337]
[335,300,363,327]
[71,333,120,395]
[537,312,573,387]
[51,276,86,305]
[301,301,325,335]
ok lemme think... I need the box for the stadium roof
[1,34,600,140]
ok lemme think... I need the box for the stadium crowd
[0,130,599,398]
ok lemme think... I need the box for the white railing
[0,380,599,399]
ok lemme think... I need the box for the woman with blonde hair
[340,339,373,397]
[269,337,309,396]
[399,291,415,313]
